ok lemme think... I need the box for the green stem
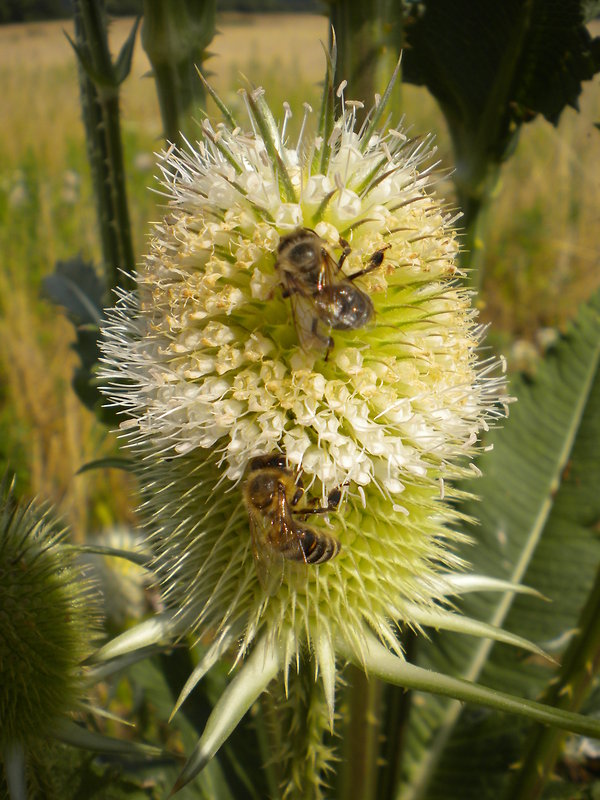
[507,565,600,800]
[73,0,136,295]
[254,696,281,800]
[376,628,417,800]
[339,665,383,800]
[452,0,534,289]
[458,180,497,295]
[141,0,216,147]
[327,0,403,123]
[265,669,337,800]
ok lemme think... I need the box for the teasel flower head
[100,58,525,789]
[0,475,101,784]
[82,527,151,629]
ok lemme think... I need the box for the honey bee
[243,453,342,593]
[275,228,388,354]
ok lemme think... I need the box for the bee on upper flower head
[275,228,389,355]
[243,453,342,594]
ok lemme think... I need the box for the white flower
[99,68,520,790]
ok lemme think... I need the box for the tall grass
[1,14,598,532]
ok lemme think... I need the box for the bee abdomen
[317,284,373,330]
[297,529,341,564]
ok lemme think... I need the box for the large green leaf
[400,288,600,800]
[402,0,600,209]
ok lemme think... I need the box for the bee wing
[288,290,331,352]
[318,246,342,289]
[248,509,285,595]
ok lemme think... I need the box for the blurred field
[0,15,599,533]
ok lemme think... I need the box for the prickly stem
[73,0,136,296]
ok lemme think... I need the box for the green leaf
[171,633,280,794]
[69,543,148,568]
[76,457,135,474]
[42,256,104,325]
[127,655,237,800]
[197,69,238,130]
[401,288,600,799]
[508,565,600,800]
[243,84,297,204]
[42,256,120,423]
[114,17,141,86]
[338,632,600,737]
[64,30,113,90]
[359,55,402,154]
[92,612,183,663]
[87,645,167,682]
[170,633,236,722]
[402,0,600,213]
[316,36,336,175]
[403,0,600,150]
[52,720,163,758]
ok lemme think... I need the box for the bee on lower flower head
[243,453,342,593]
[275,228,389,355]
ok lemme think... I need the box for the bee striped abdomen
[297,528,341,564]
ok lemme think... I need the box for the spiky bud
[0,476,99,749]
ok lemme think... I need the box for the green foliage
[0,742,155,799]
[2,3,600,798]
[42,256,119,424]
[402,0,600,170]
[402,0,600,289]
[401,288,600,799]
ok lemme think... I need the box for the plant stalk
[376,628,418,800]
[327,0,403,124]
[141,0,216,146]
[73,0,136,295]
[451,0,534,290]
[338,665,383,800]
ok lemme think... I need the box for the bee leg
[290,484,304,508]
[292,486,343,517]
[336,238,352,272]
[347,243,391,280]
[326,486,342,509]
[324,335,334,362]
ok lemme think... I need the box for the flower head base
[100,68,508,720]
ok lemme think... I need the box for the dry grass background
[1,15,599,537]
